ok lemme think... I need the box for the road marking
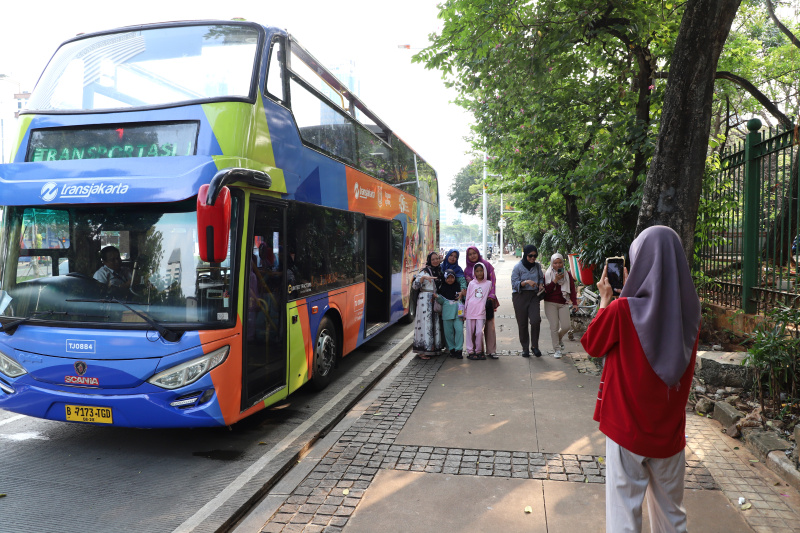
[172,330,414,533]
[0,414,26,428]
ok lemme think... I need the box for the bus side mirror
[197,184,231,263]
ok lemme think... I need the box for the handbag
[433,298,443,314]
[457,302,465,317]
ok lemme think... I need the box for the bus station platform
[242,253,800,533]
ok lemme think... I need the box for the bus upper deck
[0,20,439,428]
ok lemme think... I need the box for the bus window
[392,137,418,195]
[287,203,364,299]
[265,36,285,104]
[290,78,357,164]
[356,125,394,182]
[28,24,261,112]
[391,220,404,275]
[0,199,237,326]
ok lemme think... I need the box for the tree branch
[765,0,800,49]
[715,71,794,129]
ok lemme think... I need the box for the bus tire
[310,316,337,391]
[400,289,417,324]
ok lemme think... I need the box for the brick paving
[259,355,721,533]
[686,414,800,532]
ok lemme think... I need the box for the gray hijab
[620,226,701,387]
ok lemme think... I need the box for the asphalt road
[0,322,413,533]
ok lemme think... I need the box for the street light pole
[482,153,487,256]
[499,193,505,262]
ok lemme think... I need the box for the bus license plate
[65,405,113,424]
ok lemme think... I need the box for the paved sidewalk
[255,253,800,532]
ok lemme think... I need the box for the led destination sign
[26,121,199,162]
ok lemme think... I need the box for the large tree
[417,0,685,257]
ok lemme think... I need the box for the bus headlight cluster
[0,350,27,378]
[148,346,229,390]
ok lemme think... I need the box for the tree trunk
[635,0,742,261]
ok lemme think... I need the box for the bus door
[365,218,390,336]
[242,201,287,408]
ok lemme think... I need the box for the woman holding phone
[542,253,578,358]
[580,226,701,532]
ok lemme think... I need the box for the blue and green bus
[0,20,438,428]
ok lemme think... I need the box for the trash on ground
[524,506,532,514]
[741,502,752,510]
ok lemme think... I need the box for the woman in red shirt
[581,226,701,533]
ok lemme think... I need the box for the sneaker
[521,351,531,358]
[533,348,542,358]
[488,353,499,359]
[554,350,562,359]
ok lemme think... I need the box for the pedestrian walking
[436,269,465,359]
[464,246,499,358]
[412,251,445,359]
[464,262,492,360]
[511,244,544,357]
[580,226,701,533]
[542,253,578,358]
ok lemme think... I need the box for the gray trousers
[512,291,541,353]
[605,437,687,533]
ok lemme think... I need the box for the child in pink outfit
[464,262,493,359]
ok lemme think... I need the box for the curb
[220,341,413,533]
[767,450,800,493]
[741,427,799,493]
[711,402,799,493]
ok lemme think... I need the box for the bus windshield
[0,199,235,327]
[27,24,261,112]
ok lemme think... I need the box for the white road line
[172,330,414,533]
[0,414,27,428]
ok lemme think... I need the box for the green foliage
[417,0,683,258]
[744,304,800,420]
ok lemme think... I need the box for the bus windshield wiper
[0,310,67,334]
[1,310,111,334]
[66,298,182,342]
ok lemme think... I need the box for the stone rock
[725,387,743,394]
[767,420,785,431]
[696,398,715,414]
[694,385,707,394]
[695,354,751,389]
[726,395,740,404]
[726,424,741,438]
[714,401,743,428]
[743,429,792,457]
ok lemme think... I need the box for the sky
[0,0,476,221]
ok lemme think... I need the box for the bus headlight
[148,346,229,390]
[0,350,27,378]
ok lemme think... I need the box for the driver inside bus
[94,246,133,289]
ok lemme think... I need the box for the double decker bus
[0,20,438,428]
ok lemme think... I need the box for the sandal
[418,354,431,360]
[476,352,486,360]
[467,353,480,360]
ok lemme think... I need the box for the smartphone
[605,257,625,293]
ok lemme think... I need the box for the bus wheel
[310,317,337,391]
[400,290,417,324]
